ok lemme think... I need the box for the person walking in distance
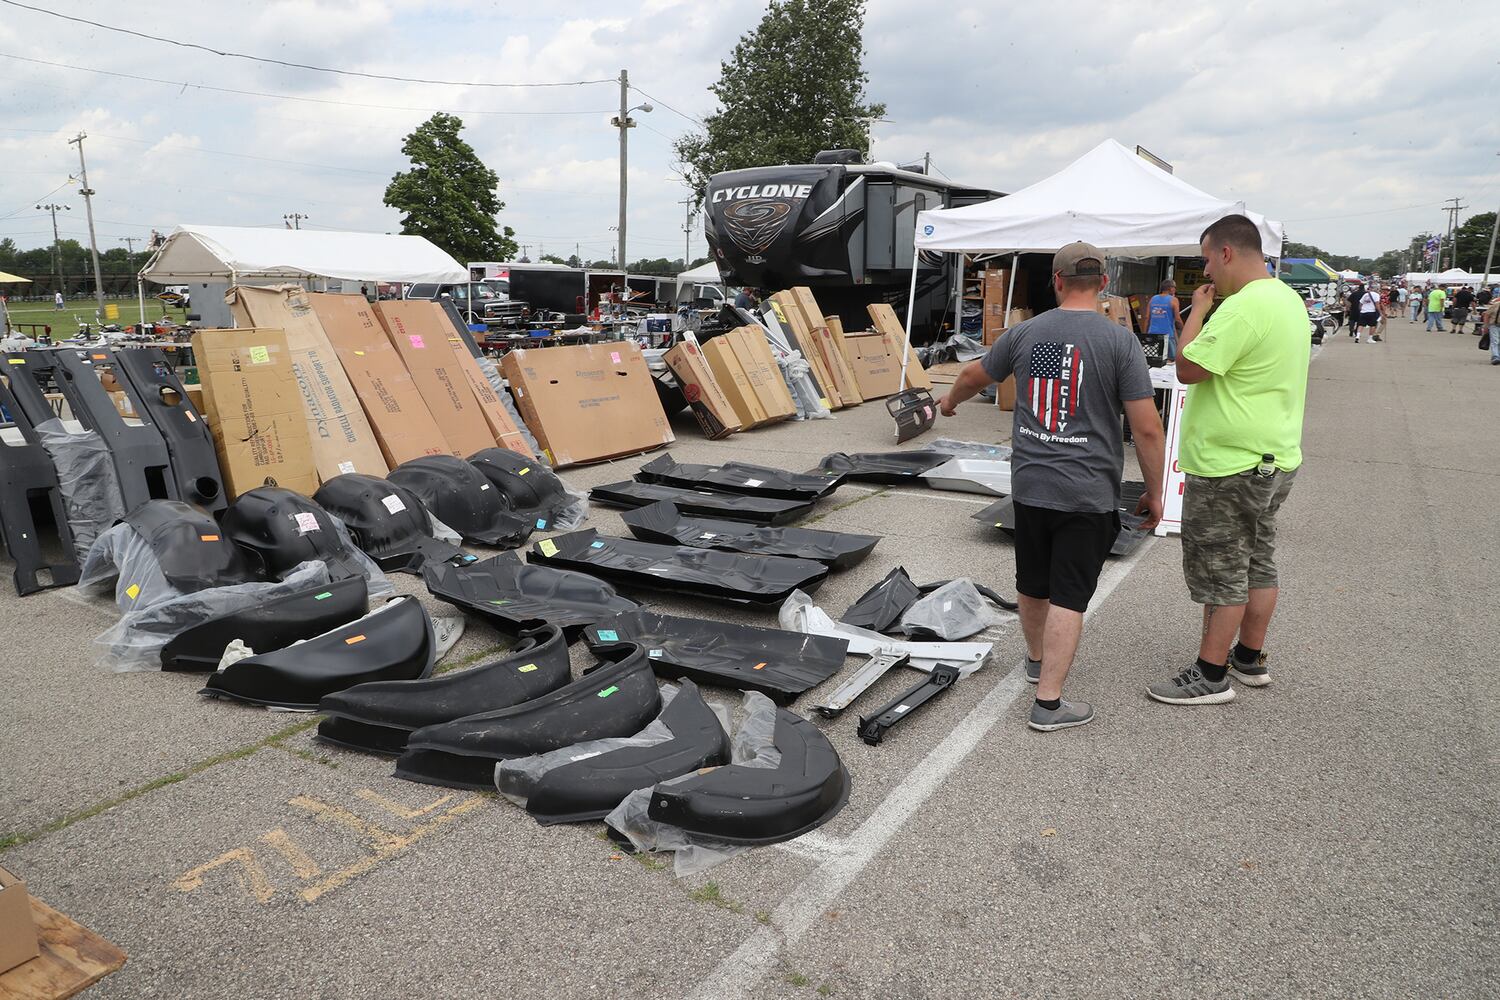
[1426,285,1447,331]
[938,242,1166,732]
[1483,292,1500,366]
[1146,215,1310,706]
[1345,283,1363,338]
[1410,285,1425,323]
[1357,284,1382,343]
[53,290,63,310]
[1147,279,1183,359]
[1450,284,1474,335]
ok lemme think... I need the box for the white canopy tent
[136,225,467,325]
[895,139,1285,386]
[673,259,724,299]
[1404,268,1494,288]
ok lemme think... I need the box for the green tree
[384,112,518,263]
[1453,212,1497,272]
[673,0,886,201]
[565,254,581,268]
[540,254,567,265]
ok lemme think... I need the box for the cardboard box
[500,341,673,467]
[191,327,318,498]
[702,333,769,428]
[425,308,534,458]
[727,326,796,421]
[0,865,39,975]
[1103,295,1134,331]
[664,334,741,440]
[865,303,932,390]
[307,294,452,467]
[374,301,498,459]
[226,285,388,482]
[997,374,1016,411]
[844,332,905,398]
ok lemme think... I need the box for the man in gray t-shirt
[937,242,1166,734]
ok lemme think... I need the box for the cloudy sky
[1,0,1497,265]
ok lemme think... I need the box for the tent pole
[137,278,145,330]
[897,244,923,390]
[230,270,237,327]
[1003,253,1018,320]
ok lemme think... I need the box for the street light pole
[37,202,69,294]
[68,132,107,317]
[611,70,652,274]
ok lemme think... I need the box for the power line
[0,53,613,117]
[629,86,704,129]
[0,178,73,220]
[1281,200,1451,223]
[82,132,385,176]
[0,0,615,89]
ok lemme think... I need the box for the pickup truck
[404,281,527,328]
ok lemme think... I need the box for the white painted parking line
[682,538,1154,1000]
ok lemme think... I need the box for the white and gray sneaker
[1028,699,1094,732]
[1146,664,1236,705]
[1229,652,1272,687]
[1023,655,1042,684]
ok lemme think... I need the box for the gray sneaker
[1229,652,1271,687]
[1028,699,1094,732]
[1146,665,1236,705]
[1023,655,1041,684]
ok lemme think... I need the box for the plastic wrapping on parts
[388,454,533,547]
[813,450,950,484]
[467,447,587,532]
[0,375,82,594]
[396,643,661,789]
[930,439,1013,461]
[33,418,126,563]
[589,480,813,527]
[857,664,962,745]
[160,575,369,672]
[619,500,877,569]
[200,595,435,710]
[80,501,256,611]
[317,624,571,755]
[780,590,992,675]
[637,452,844,502]
[529,529,829,608]
[422,552,639,637]
[582,610,848,703]
[774,351,831,421]
[898,579,1003,640]
[496,680,731,825]
[312,473,473,574]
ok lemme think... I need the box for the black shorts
[1012,502,1119,613]
[1357,311,1380,329]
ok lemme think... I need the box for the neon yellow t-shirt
[1179,278,1310,477]
[1428,288,1446,312]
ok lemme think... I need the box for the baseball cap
[1053,242,1106,278]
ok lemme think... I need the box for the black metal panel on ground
[856,664,962,745]
[220,487,370,582]
[422,552,639,637]
[529,529,829,608]
[31,349,177,512]
[388,455,533,548]
[110,348,226,514]
[842,566,923,631]
[160,576,369,672]
[636,452,844,502]
[0,371,81,594]
[619,501,878,570]
[396,644,662,790]
[813,450,950,483]
[123,500,256,592]
[643,709,851,845]
[589,481,812,527]
[316,624,571,755]
[506,679,731,825]
[972,481,1150,558]
[467,448,571,531]
[582,611,848,704]
[313,473,473,574]
[200,595,435,710]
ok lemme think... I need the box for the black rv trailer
[704,152,1000,344]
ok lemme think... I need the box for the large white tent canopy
[913,139,1284,258]
[139,225,467,285]
[1404,268,1495,287]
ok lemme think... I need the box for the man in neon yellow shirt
[1147,214,1309,706]
[1425,285,1447,332]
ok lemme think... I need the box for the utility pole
[118,236,140,254]
[1441,197,1466,270]
[678,197,696,265]
[1483,152,1499,286]
[923,151,931,175]
[611,69,652,275]
[283,213,308,230]
[36,202,69,294]
[68,133,106,317]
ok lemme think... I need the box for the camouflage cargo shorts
[1181,468,1298,606]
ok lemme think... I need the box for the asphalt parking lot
[2,319,1496,999]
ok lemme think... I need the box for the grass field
[4,296,174,331]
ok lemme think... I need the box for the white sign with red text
[1155,380,1188,536]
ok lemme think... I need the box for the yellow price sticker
[538,539,558,557]
[248,345,270,365]
[125,583,141,600]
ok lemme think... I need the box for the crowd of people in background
[1312,276,1500,364]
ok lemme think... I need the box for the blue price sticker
[596,629,618,642]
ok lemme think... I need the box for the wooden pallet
[0,899,126,1000]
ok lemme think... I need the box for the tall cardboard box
[866,303,933,391]
[500,341,673,467]
[192,327,318,498]
[664,334,741,440]
[0,865,39,975]
[844,332,904,398]
[415,302,534,459]
[727,326,796,422]
[702,334,768,428]
[307,293,451,468]
[225,285,387,481]
[374,301,498,459]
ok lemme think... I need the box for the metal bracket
[811,651,910,718]
[857,664,962,745]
